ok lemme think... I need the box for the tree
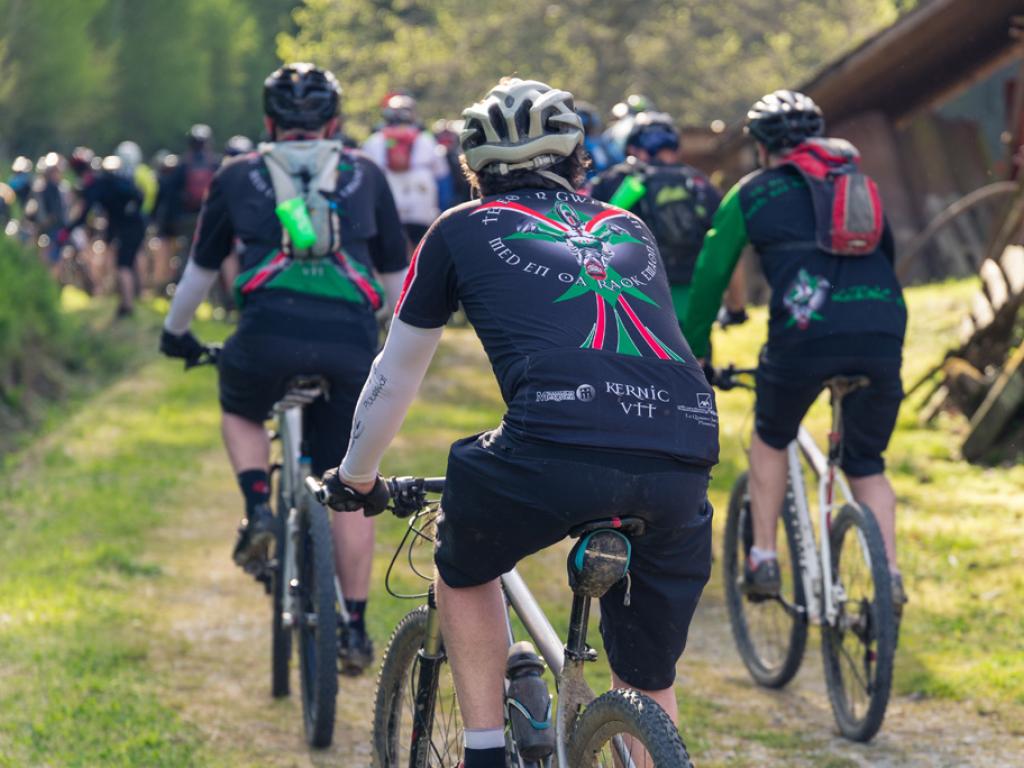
[281,0,914,137]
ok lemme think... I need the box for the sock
[749,546,777,567]
[345,599,367,632]
[463,748,505,768]
[465,728,505,766]
[237,469,270,514]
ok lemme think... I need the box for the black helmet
[224,135,254,156]
[382,93,417,125]
[263,63,341,131]
[746,90,824,153]
[626,111,679,156]
[188,123,213,148]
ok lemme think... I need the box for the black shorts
[111,220,146,269]
[217,304,378,475]
[755,335,903,477]
[435,427,713,690]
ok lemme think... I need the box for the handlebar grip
[304,476,327,504]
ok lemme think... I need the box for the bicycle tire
[568,688,692,767]
[723,471,808,688]
[270,480,290,698]
[821,503,895,742]
[371,605,463,768]
[296,500,338,748]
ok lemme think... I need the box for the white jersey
[363,129,448,227]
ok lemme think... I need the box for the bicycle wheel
[568,688,692,767]
[723,471,808,688]
[270,478,290,698]
[371,605,463,768]
[821,503,895,742]
[296,500,338,748]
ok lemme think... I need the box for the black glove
[320,468,391,516]
[699,358,716,387]
[160,329,204,363]
[716,305,749,329]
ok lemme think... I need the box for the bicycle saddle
[568,516,646,539]
[275,375,330,410]
[824,375,870,401]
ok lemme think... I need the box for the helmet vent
[489,104,509,141]
[515,100,533,139]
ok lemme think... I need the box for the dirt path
[140,447,1023,767]
[147,448,374,767]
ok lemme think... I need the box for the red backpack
[182,153,218,213]
[781,138,883,256]
[382,125,420,172]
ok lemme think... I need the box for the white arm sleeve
[379,268,408,315]
[163,260,219,334]
[340,317,443,483]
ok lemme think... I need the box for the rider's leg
[221,412,270,472]
[435,576,507,729]
[748,431,788,553]
[117,266,135,313]
[848,473,898,571]
[331,512,374,603]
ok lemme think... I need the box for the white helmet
[116,141,143,174]
[460,78,583,189]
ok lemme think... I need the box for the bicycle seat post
[824,376,870,464]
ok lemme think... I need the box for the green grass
[0,304,230,767]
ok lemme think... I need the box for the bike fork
[410,585,445,768]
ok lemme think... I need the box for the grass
[0,301,230,767]
[0,277,1020,765]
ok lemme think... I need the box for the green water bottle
[275,197,317,251]
[609,174,646,211]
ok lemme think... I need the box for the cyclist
[591,110,722,330]
[27,152,71,276]
[576,100,622,178]
[223,134,255,158]
[158,63,408,673]
[64,153,146,316]
[362,93,448,248]
[321,77,717,768]
[683,90,907,611]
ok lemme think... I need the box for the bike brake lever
[304,476,328,505]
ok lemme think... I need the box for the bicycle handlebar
[184,343,222,371]
[711,364,757,391]
[304,475,446,519]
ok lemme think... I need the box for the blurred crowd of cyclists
[0,88,706,320]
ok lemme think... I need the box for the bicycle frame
[502,568,638,768]
[275,400,349,630]
[789,424,857,626]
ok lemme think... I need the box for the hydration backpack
[382,125,420,172]
[233,141,383,310]
[636,165,714,284]
[780,138,883,256]
[182,153,217,213]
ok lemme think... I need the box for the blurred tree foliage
[0,0,296,158]
[282,0,913,136]
[0,0,916,156]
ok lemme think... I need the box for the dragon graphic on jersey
[783,268,830,329]
[471,200,684,361]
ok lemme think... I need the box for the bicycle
[713,365,896,742]
[309,474,693,768]
[186,347,339,748]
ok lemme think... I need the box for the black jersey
[396,188,718,466]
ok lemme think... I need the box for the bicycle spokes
[401,653,463,767]
[830,529,879,720]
